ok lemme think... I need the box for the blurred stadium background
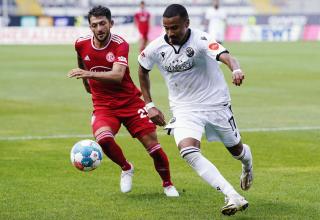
[1,0,320,44]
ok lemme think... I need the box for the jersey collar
[164,29,191,54]
[91,33,112,50]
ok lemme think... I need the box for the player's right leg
[92,111,133,193]
[177,134,239,194]
[173,111,248,215]
[221,194,249,216]
[175,129,248,215]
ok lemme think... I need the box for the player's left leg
[122,99,178,197]
[227,142,253,191]
[137,131,179,197]
[206,105,253,191]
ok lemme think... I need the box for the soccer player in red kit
[68,5,179,197]
[134,1,150,52]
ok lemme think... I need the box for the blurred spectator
[134,1,150,52]
[204,0,227,44]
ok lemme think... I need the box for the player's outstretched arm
[219,53,245,86]
[68,63,126,83]
[138,65,166,126]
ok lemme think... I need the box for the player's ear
[185,18,190,28]
[110,19,114,27]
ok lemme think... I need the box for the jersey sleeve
[138,44,156,70]
[114,42,129,66]
[201,34,229,61]
[74,35,91,55]
[74,38,80,53]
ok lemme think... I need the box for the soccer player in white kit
[204,0,227,44]
[138,4,253,216]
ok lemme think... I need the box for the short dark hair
[88,5,111,23]
[163,4,188,20]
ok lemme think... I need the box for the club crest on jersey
[186,47,194,57]
[106,52,115,62]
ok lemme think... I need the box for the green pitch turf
[0,42,319,219]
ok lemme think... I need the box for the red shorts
[91,97,156,138]
[139,28,149,41]
[140,32,148,41]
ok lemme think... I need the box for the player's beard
[95,32,108,42]
[169,37,179,45]
[171,31,189,45]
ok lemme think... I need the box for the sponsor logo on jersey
[201,36,207,40]
[185,47,194,57]
[209,42,219,50]
[164,59,194,73]
[118,56,127,63]
[90,66,112,72]
[140,52,145,57]
[106,52,115,62]
[84,55,90,61]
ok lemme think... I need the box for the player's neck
[177,29,191,45]
[93,34,111,49]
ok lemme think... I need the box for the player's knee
[95,130,115,146]
[226,141,244,158]
[146,143,161,155]
[180,146,201,164]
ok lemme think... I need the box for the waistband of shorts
[171,102,230,113]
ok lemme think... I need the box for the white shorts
[165,105,241,147]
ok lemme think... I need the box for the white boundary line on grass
[1,126,320,141]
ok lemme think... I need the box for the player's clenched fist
[232,69,245,86]
[147,108,166,126]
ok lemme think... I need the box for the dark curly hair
[88,5,111,23]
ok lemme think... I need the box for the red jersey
[134,10,150,34]
[75,34,141,110]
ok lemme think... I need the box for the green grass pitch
[0,42,319,219]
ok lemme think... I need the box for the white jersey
[205,7,227,42]
[138,28,231,114]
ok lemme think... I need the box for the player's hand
[147,107,166,126]
[232,69,245,86]
[68,68,93,79]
